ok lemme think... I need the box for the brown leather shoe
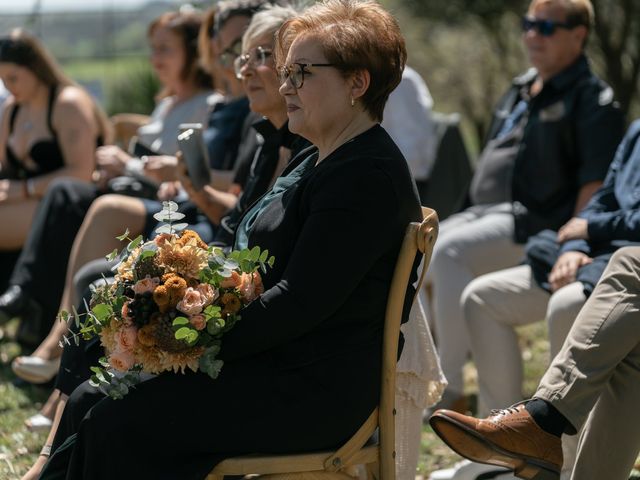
[429,403,562,480]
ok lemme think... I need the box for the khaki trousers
[426,203,524,393]
[536,246,640,480]
[462,265,586,415]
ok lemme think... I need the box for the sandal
[12,355,61,384]
[25,413,54,432]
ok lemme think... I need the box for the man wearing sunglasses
[426,1,624,479]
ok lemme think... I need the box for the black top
[203,96,251,170]
[5,86,64,179]
[219,124,422,369]
[215,118,311,246]
[482,55,625,242]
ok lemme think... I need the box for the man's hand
[548,251,592,292]
[557,217,589,243]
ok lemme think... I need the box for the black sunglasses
[278,62,334,89]
[521,16,577,37]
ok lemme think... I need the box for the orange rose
[238,271,264,302]
[220,271,242,289]
[114,325,138,352]
[109,350,135,372]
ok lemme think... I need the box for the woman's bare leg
[0,199,40,250]
[21,391,68,480]
[27,194,147,360]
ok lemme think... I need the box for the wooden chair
[109,113,150,150]
[206,207,439,480]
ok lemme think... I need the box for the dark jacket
[527,120,640,295]
[215,119,311,246]
[221,124,422,368]
[40,125,422,480]
[482,55,624,242]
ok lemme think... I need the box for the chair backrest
[110,113,151,151]
[323,207,439,479]
[379,206,438,478]
[418,113,472,221]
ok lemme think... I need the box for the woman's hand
[557,217,589,243]
[156,181,180,201]
[95,145,131,178]
[176,159,239,224]
[0,179,25,203]
[143,155,179,183]
[548,251,592,292]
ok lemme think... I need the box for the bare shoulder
[53,85,95,123]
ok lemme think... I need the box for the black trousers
[42,347,380,480]
[10,178,99,341]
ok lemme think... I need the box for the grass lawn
[0,319,638,479]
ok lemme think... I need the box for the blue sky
[0,0,175,14]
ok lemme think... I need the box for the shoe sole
[429,413,559,480]
[11,360,59,385]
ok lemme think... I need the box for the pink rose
[220,271,242,289]
[189,314,207,331]
[196,283,218,306]
[176,287,206,315]
[238,271,264,302]
[114,325,138,352]
[133,276,160,295]
[109,350,135,372]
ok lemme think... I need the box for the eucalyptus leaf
[175,326,193,340]
[116,228,130,241]
[172,222,189,232]
[91,303,111,322]
[106,248,119,261]
[139,249,156,261]
[127,235,143,252]
[223,259,239,270]
[155,224,173,234]
[172,316,190,327]
[162,201,179,212]
[249,246,261,261]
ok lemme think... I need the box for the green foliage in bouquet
[62,201,274,399]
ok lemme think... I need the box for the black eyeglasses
[218,38,243,68]
[234,46,273,79]
[278,62,334,89]
[521,16,577,37]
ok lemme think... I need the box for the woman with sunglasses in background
[37,1,421,478]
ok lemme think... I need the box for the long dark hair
[0,29,74,88]
[0,29,112,142]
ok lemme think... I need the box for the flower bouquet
[65,201,274,399]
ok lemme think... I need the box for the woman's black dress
[40,125,422,480]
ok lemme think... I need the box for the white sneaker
[428,459,509,480]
